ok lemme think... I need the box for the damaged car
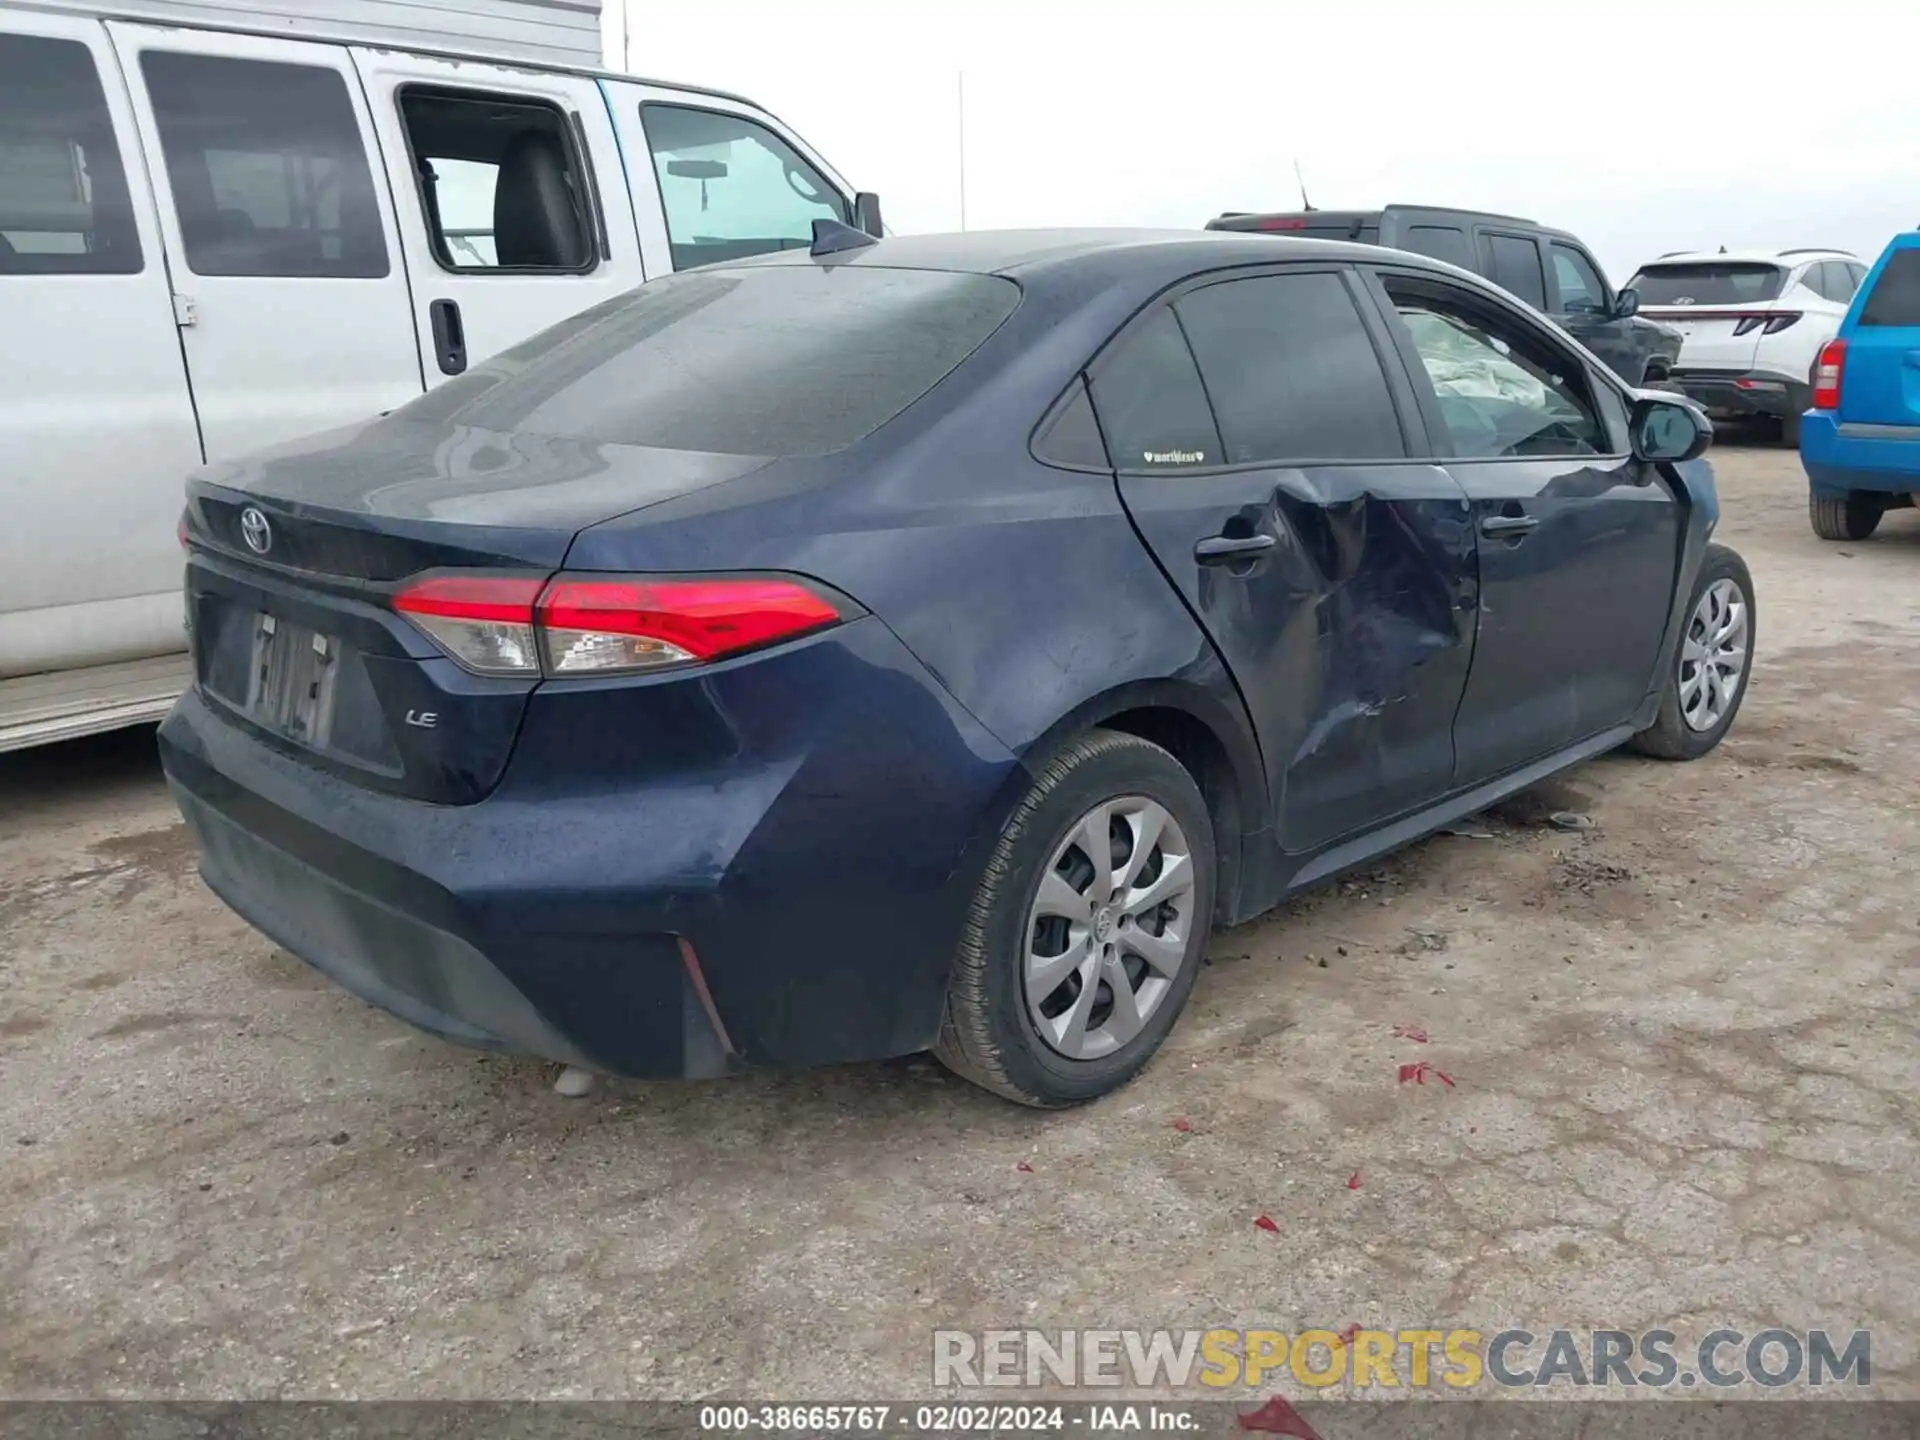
[162,226,1752,1107]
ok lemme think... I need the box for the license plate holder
[245,613,341,746]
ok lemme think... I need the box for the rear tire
[1809,491,1885,541]
[1630,543,1756,761]
[934,728,1216,1107]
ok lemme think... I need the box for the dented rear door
[1090,266,1478,856]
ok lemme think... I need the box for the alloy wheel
[1024,796,1196,1060]
[1678,577,1749,732]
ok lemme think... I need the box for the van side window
[397,89,592,272]
[641,104,846,269]
[140,52,388,279]
[0,33,141,274]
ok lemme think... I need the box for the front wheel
[1809,491,1885,541]
[1630,543,1756,761]
[934,728,1216,1107]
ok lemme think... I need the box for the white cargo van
[0,0,881,750]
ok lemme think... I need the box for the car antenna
[1294,159,1315,212]
[810,217,879,258]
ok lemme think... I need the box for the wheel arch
[1010,679,1267,924]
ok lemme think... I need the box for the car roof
[734,227,1399,279]
[1640,248,1854,267]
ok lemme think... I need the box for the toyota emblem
[239,506,273,555]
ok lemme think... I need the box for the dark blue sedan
[162,227,1753,1106]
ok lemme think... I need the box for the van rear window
[1628,263,1784,305]
[398,265,1020,456]
[1858,251,1920,327]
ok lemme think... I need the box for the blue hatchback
[162,227,1748,1107]
[1799,231,1920,539]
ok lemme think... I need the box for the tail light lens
[392,573,847,678]
[1812,339,1847,410]
[1255,217,1308,231]
[177,513,190,551]
[1732,311,1802,336]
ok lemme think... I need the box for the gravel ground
[2,443,1916,1402]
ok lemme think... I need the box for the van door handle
[429,299,466,376]
[1194,533,1277,564]
[1479,512,1540,538]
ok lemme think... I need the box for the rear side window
[1859,251,1920,327]
[140,51,388,278]
[1087,308,1222,472]
[1484,234,1546,309]
[1175,272,1405,463]
[642,104,846,270]
[397,88,593,272]
[1627,263,1785,305]
[0,33,141,273]
[1401,225,1470,270]
[397,265,1018,455]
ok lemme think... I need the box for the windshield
[1628,263,1785,305]
[398,265,1020,456]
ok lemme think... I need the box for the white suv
[1625,248,1867,443]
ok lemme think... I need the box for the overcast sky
[608,0,1916,283]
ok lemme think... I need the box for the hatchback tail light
[1733,311,1802,336]
[392,573,848,677]
[1811,339,1847,410]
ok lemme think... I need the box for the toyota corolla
[162,227,1752,1106]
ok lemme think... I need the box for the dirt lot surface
[2,444,1916,1403]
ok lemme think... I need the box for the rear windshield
[397,265,1020,455]
[1628,262,1785,305]
[1859,250,1920,327]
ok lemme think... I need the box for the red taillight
[392,572,845,677]
[177,514,190,551]
[1255,217,1308,231]
[1812,339,1847,410]
[393,574,545,675]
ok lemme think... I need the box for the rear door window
[398,265,1018,455]
[141,50,388,278]
[396,88,594,272]
[1483,233,1546,309]
[1087,307,1222,472]
[1400,224,1470,270]
[0,32,141,272]
[1859,251,1920,327]
[641,104,846,270]
[1627,263,1786,305]
[1174,271,1406,463]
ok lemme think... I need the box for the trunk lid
[183,415,772,804]
[1838,245,1920,426]
[1630,261,1790,373]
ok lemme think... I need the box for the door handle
[1479,513,1540,538]
[429,299,467,376]
[1194,533,1277,564]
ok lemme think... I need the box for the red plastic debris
[1237,1395,1321,1438]
[1397,1061,1455,1087]
[1335,1323,1361,1348]
[1253,1215,1279,1234]
[1171,1117,1192,1132]
[1015,1160,1033,1173]
[1391,1023,1430,1043]
[1345,1171,1362,1190]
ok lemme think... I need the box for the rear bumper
[159,618,1020,1079]
[1799,412,1920,495]
[1670,368,1806,419]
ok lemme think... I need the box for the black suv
[1205,204,1682,388]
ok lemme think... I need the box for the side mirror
[1630,393,1712,463]
[1613,287,1640,319]
[853,191,884,238]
